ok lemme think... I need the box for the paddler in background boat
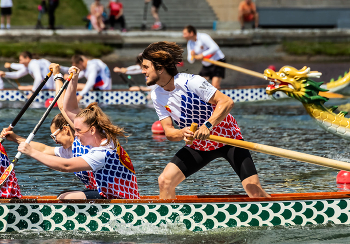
[183,25,226,89]
[61,55,112,102]
[16,63,140,200]
[0,51,55,99]
[113,53,157,97]
[141,41,270,199]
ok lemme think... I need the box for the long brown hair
[51,113,75,135]
[75,102,126,149]
[141,41,183,76]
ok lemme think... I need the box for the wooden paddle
[189,123,350,171]
[0,70,53,143]
[0,72,74,187]
[202,58,344,99]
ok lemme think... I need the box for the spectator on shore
[0,0,12,29]
[90,0,105,33]
[36,0,47,29]
[183,25,226,89]
[145,0,163,30]
[107,0,126,32]
[48,0,59,30]
[238,0,258,30]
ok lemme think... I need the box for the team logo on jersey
[165,105,172,113]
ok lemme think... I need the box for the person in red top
[238,0,259,30]
[107,0,126,32]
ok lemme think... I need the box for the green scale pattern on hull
[0,199,350,232]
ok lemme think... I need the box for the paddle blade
[0,143,22,198]
[319,91,344,99]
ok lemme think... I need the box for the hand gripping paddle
[0,72,74,187]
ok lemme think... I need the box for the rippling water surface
[1,96,350,243]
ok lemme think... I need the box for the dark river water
[1,60,350,243]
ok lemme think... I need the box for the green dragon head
[264,66,329,104]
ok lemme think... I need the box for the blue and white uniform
[152,73,243,151]
[55,138,140,199]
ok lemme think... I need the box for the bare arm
[194,90,234,140]
[63,66,81,123]
[1,129,55,155]
[160,117,194,144]
[18,142,92,172]
[55,75,74,128]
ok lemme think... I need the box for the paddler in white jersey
[0,51,54,99]
[183,25,226,89]
[61,55,111,102]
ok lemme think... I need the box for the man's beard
[146,74,160,86]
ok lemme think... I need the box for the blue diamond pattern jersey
[152,73,243,151]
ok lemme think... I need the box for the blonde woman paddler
[17,63,140,200]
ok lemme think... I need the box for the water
[1,60,350,242]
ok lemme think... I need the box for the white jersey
[125,64,142,75]
[187,32,225,67]
[80,59,111,96]
[4,59,54,91]
[152,73,243,151]
[54,146,73,159]
[0,77,3,89]
[0,0,12,8]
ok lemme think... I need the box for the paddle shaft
[12,73,73,165]
[208,134,350,171]
[2,77,27,97]
[0,71,53,143]
[202,58,343,99]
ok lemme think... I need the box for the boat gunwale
[0,85,268,93]
[1,191,350,204]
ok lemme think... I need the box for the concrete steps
[82,0,217,30]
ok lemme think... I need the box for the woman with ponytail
[17,64,140,200]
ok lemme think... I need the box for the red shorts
[243,14,254,22]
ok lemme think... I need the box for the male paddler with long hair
[16,63,140,200]
[141,41,270,199]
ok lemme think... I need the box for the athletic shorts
[171,144,258,181]
[57,189,106,199]
[199,58,226,80]
[1,7,11,16]
[152,0,162,9]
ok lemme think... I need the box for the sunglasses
[50,124,69,142]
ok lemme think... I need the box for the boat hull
[0,86,281,105]
[1,192,350,232]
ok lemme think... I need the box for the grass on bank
[283,41,350,56]
[12,0,88,27]
[0,42,113,58]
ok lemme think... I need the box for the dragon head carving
[264,66,329,104]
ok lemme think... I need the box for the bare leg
[6,15,10,25]
[254,13,259,28]
[151,6,160,23]
[158,163,186,199]
[238,13,244,29]
[0,16,4,28]
[211,77,222,89]
[58,191,87,199]
[241,174,270,198]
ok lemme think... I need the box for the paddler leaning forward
[17,63,140,200]
[141,41,270,199]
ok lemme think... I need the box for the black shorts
[199,58,226,80]
[152,0,162,9]
[1,7,11,16]
[171,145,258,181]
[57,190,106,199]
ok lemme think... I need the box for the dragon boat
[1,69,349,106]
[1,192,350,232]
[264,66,350,140]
